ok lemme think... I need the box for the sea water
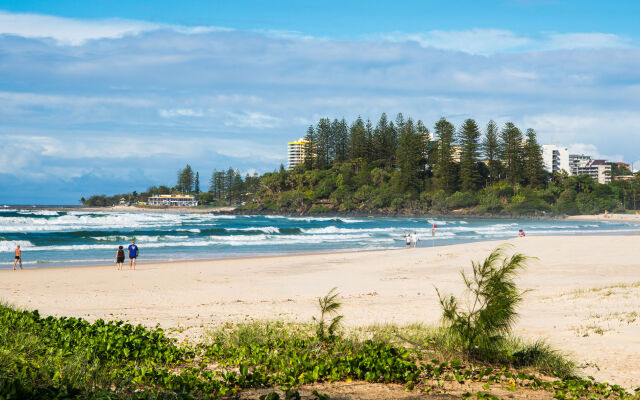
[1,208,639,267]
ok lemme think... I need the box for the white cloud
[544,32,632,50]
[379,29,532,55]
[376,29,633,55]
[159,108,205,118]
[0,11,229,45]
[224,112,281,129]
[566,143,624,162]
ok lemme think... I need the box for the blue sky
[1,0,639,204]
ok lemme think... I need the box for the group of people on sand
[403,231,419,248]
[10,241,140,271]
[115,240,139,270]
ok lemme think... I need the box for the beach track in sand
[2,235,639,388]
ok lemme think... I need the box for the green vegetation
[437,246,531,359]
[2,302,637,399]
[82,113,640,215]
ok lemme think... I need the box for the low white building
[147,194,198,207]
[542,145,570,174]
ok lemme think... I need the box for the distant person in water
[412,231,419,248]
[518,229,526,238]
[404,232,411,249]
[128,240,139,270]
[13,245,22,270]
[115,245,125,270]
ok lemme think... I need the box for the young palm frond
[436,245,532,357]
[313,287,343,341]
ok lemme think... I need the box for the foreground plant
[436,245,532,357]
[312,287,343,342]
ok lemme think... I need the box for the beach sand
[1,236,639,388]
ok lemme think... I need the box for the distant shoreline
[8,204,640,222]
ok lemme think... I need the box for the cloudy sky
[1,0,639,204]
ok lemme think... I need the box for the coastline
[2,235,640,388]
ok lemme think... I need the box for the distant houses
[147,194,198,207]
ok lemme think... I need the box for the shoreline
[11,204,640,222]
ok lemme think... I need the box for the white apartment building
[287,138,308,170]
[569,155,612,184]
[541,145,570,174]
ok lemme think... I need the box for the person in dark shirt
[127,240,139,270]
[115,245,125,270]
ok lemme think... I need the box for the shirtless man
[13,245,23,270]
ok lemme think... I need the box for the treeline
[243,113,639,215]
[83,166,261,207]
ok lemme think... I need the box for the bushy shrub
[436,246,531,358]
[446,191,479,209]
[556,189,579,215]
[477,192,503,213]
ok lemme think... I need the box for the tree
[500,122,524,188]
[434,117,458,193]
[523,128,546,188]
[332,118,349,163]
[303,125,316,170]
[458,119,482,191]
[436,245,531,355]
[482,120,501,184]
[395,118,426,193]
[316,118,332,169]
[194,172,200,194]
[349,117,368,160]
[373,113,397,167]
[177,164,194,193]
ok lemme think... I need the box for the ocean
[1,208,639,267]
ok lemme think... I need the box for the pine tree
[332,118,349,163]
[458,119,482,191]
[500,122,524,188]
[194,172,200,194]
[365,119,374,162]
[395,118,424,192]
[303,125,316,170]
[349,117,368,160]
[316,118,332,169]
[523,128,546,188]
[434,118,458,193]
[177,165,194,193]
[373,113,397,167]
[482,120,501,184]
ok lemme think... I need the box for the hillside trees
[500,123,524,188]
[458,119,482,191]
[434,118,458,194]
[482,120,502,184]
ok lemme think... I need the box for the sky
[1,0,639,204]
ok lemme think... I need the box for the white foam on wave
[0,240,35,252]
[0,211,187,232]
[226,226,280,234]
[17,210,59,216]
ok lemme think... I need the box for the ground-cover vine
[1,303,638,399]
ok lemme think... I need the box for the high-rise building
[541,145,570,174]
[287,138,308,170]
[569,155,612,184]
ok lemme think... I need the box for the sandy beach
[2,235,639,388]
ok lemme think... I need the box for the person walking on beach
[404,232,411,249]
[412,231,419,248]
[115,245,125,270]
[13,245,22,270]
[128,240,139,270]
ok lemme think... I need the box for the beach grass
[0,302,635,399]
